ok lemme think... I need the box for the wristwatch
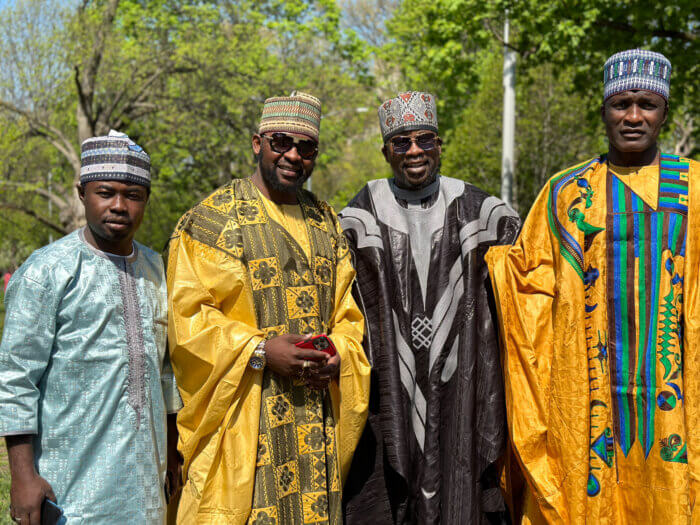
[249,340,267,370]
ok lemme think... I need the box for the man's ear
[76,183,85,203]
[381,144,389,163]
[252,134,262,156]
[600,103,606,123]
[662,102,669,126]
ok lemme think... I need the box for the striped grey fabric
[80,130,151,188]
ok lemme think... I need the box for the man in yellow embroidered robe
[167,92,370,524]
[486,50,700,523]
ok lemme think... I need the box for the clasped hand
[264,334,341,389]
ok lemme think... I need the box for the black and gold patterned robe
[167,178,370,524]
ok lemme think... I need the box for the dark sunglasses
[390,133,440,154]
[263,133,318,160]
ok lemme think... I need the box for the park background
[0,0,697,521]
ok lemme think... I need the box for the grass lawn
[0,446,11,525]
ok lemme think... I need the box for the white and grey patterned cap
[80,130,151,188]
[603,49,671,101]
[378,92,438,142]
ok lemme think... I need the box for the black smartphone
[41,498,65,525]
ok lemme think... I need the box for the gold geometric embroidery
[297,424,325,455]
[275,460,299,499]
[297,317,320,335]
[680,170,689,181]
[266,394,294,428]
[290,269,314,287]
[329,458,340,492]
[203,187,235,214]
[309,453,327,491]
[302,491,330,523]
[302,204,328,232]
[286,286,319,319]
[256,434,271,467]
[236,199,266,225]
[314,256,333,286]
[305,393,323,423]
[249,506,278,524]
[336,233,349,259]
[250,257,282,290]
[325,426,336,456]
[216,221,244,258]
[680,194,689,205]
[262,324,287,339]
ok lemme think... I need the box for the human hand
[305,352,341,390]
[264,334,328,378]
[10,471,55,525]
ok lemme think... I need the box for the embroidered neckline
[389,175,441,202]
[78,227,138,262]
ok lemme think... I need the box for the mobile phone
[41,498,66,525]
[295,334,337,356]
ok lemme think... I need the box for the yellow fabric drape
[167,187,370,524]
[486,157,700,524]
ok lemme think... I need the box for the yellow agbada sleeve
[682,161,700,521]
[167,231,265,520]
[485,183,568,524]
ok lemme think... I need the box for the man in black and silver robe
[340,92,521,524]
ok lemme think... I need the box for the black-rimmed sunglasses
[390,133,440,154]
[263,133,318,160]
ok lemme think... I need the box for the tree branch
[111,107,159,131]
[81,0,121,100]
[74,65,94,127]
[0,181,68,209]
[0,204,68,235]
[101,67,166,130]
[597,19,697,42]
[0,99,81,175]
[483,18,538,58]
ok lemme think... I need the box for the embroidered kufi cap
[259,91,322,142]
[378,91,438,142]
[603,49,671,101]
[80,130,151,188]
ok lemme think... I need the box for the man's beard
[260,157,311,194]
[425,158,441,186]
[405,157,441,190]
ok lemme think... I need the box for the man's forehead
[88,180,147,191]
[607,89,666,102]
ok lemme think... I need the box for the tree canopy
[0,0,697,268]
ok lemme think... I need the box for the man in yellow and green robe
[487,50,700,523]
[166,92,370,524]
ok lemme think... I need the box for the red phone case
[295,334,337,356]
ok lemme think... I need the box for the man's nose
[624,104,643,125]
[405,139,423,156]
[284,146,302,163]
[110,194,127,212]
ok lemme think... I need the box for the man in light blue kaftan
[0,130,182,524]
